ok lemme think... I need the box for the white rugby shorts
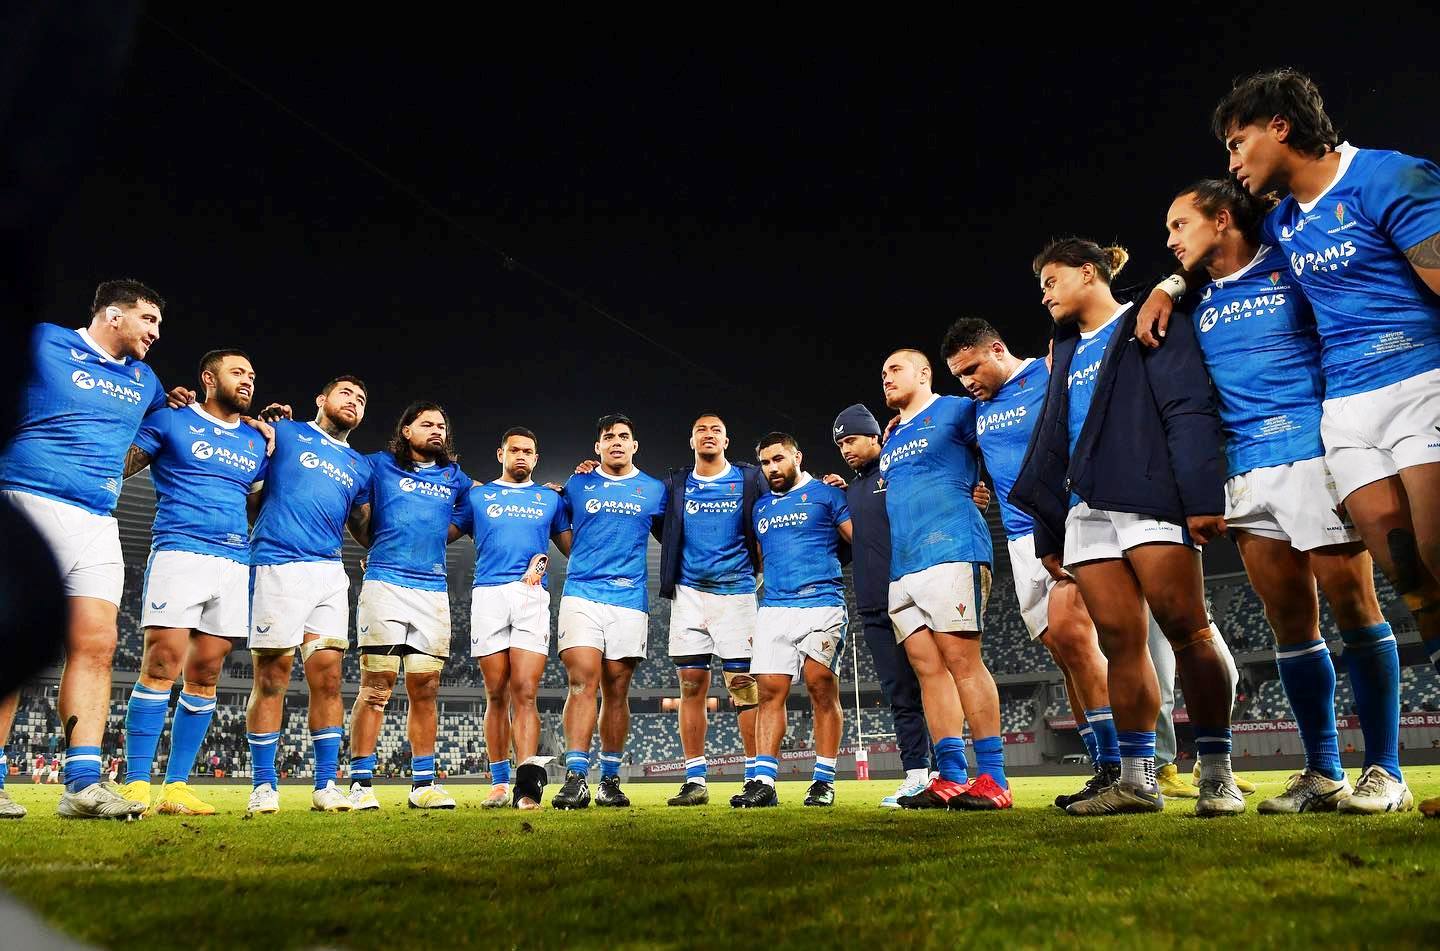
[357,579,451,658]
[2,490,123,605]
[249,561,350,651]
[470,581,551,658]
[1007,534,1055,640]
[1225,456,1359,551]
[1063,501,1194,568]
[1322,367,1440,500]
[751,605,847,680]
[668,585,756,659]
[889,561,989,642]
[140,550,250,637]
[556,595,647,660]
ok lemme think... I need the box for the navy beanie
[832,403,881,444]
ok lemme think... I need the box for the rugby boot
[551,770,591,810]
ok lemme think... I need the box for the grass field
[3,769,1440,950]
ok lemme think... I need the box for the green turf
[2,770,1439,950]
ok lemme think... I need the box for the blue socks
[1083,707,1120,765]
[1341,623,1401,780]
[1078,724,1099,766]
[0,752,6,788]
[755,755,778,786]
[351,754,377,787]
[1276,639,1343,780]
[64,746,102,792]
[973,735,1007,788]
[491,759,512,787]
[686,756,707,785]
[812,755,836,784]
[745,757,757,782]
[310,726,343,790]
[565,750,589,775]
[247,731,280,789]
[164,691,216,784]
[1117,730,1157,790]
[412,754,435,787]
[124,682,171,783]
[934,736,968,784]
[599,751,622,779]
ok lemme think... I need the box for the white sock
[1121,756,1156,790]
[1199,752,1234,785]
[905,767,929,786]
[757,775,775,787]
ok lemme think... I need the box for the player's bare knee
[679,677,705,698]
[404,671,440,702]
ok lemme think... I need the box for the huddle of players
[1,67,1438,822]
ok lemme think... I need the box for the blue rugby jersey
[975,358,1047,540]
[454,480,568,588]
[250,419,372,565]
[753,472,851,608]
[0,324,165,515]
[678,464,755,595]
[359,452,472,591]
[560,467,666,611]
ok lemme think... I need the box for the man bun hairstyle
[1032,238,1129,284]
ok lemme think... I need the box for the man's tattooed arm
[123,446,152,479]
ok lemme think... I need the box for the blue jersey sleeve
[1365,152,1440,252]
[252,452,269,486]
[133,412,166,456]
[146,372,167,415]
[1259,210,1278,247]
[831,488,852,528]
[550,498,570,536]
[451,486,474,536]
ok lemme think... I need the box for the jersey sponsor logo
[1290,240,1356,276]
[685,496,740,516]
[298,451,356,487]
[71,369,147,405]
[1067,357,1103,390]
[878,437,929,472]
[71,369,95,390]
[486,501,548,520]
[976,404,1028,436]
[398,476,453,498]
[757,510,808,534]
[190,439,260,472]
[1279,213,1322,240]
[584,496,643,516]
[1197,293,1288,333]
[191,440,215,460]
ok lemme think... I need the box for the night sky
[35,10,1440,483]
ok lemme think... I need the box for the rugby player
[244,377,373,814]
[455,427,571,809]
[551,414,666,809]
[116,349,266,816]
[1012,239,1241,816]
[344,402,473,811]
[735,433,852,807]
[881,350,1008,811]
[0,280,168,819]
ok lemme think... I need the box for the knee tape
[299,636,347,664]
[360,653,401,674]
[250,647,295,660]
[723,667,759,708]
[1168,625,1215,654]
[358,678,394,711]
[403,653,446,675]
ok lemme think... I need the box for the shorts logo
[255,624,271,634]
[486,503,504,518]
[585,498,603,514]
[71,369,95,390]
[399,477,417,492]
[359,625,369,635]
[299,451,321,469]
[150,601,167,610]
[190,440,215,460]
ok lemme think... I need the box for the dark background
[32,9,1440,485]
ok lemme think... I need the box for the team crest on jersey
[922,416,932,426]
[1335,202,1346,225]
[535,492,543,502]
[133,368,143,383]
[1269,272,1281,285]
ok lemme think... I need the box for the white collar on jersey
[307,420,348,445]
[1296,142,1358,214]
[1209,244,1273,288]
[1002,357,1036,386]
[413,460,436,470]
[691,463,733,483]
[492,478,534,488]
[897,392,940,425]
[75,327,126,364]
[772,471,813,497]
[1080,301,1130,340]
[188,403,240,429]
